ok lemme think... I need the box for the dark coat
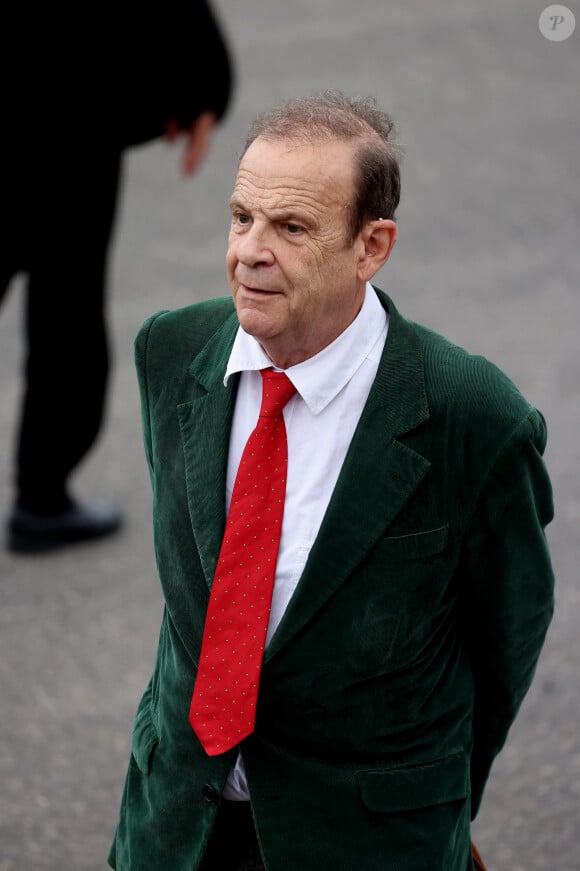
[109,289,554,870]
[1,2,234,149]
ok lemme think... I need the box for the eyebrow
[270,209,315,227]
[230,199,316,230]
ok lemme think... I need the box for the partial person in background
[0,2,234,552]
[109,91,555,871]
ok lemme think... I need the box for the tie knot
[259,370,297,418]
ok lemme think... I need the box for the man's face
[226,137,369,368]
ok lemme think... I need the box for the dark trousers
[1,142,122,511]
[199,800,266,871]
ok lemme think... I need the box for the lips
[240,284,279,295]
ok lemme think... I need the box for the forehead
[232,138,356,215]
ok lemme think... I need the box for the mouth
[239,284,280,296]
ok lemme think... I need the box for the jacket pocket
[357,752,468,813]
[374,524,449,562]
[131,686,159,776]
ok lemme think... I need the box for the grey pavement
[1,2,579,868]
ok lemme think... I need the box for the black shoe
[7,501,123,553]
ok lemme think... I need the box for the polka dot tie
[189,369,297,756]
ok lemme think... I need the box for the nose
[233,222,275,268]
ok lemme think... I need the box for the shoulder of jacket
[399,321,543,456]
[136,296,236,352]
[374,289,547,460]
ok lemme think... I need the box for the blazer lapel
[266,291,431,661]
[177,312,239,588]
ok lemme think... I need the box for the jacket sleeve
[459,408,555,819]
[2,2,235,149]
[134,311,169,480]
[115,0,235,147]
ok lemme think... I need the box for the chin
[237,307,273,340]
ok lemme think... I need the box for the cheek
[225,246,237,277]
[293,246,330,294]
[330,250,360,289]
[305,253,349,305]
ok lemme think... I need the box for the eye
[285,223,303,235]
[235,213,251,226]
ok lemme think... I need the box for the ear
[356,219,398,281]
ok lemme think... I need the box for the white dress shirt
[220,282,388,799]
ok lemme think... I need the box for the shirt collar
[224,282,388,414]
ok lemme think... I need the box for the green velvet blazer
[109,289,554,871]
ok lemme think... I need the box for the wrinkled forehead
[233,137,356,209]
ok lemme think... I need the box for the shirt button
[202,784,220,803]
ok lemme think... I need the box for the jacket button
[202,784,220,803]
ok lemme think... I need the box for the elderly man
[109,91,554,871]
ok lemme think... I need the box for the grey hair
[242,90,403,240]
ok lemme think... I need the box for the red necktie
[189,369,297,756]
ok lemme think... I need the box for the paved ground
[1,2,578,868]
